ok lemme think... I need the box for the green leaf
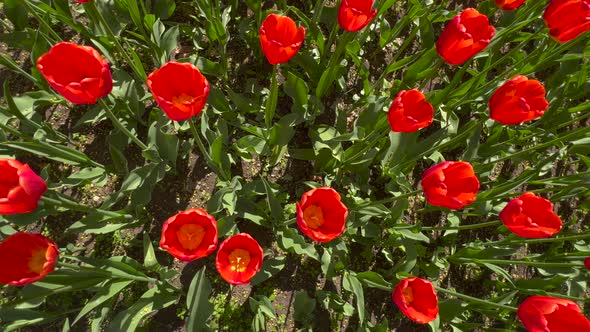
[250,256,286,286]
[343,272,366,324]
[293,291,315,323]
[72,280,133,325]
[277,228,320,261]
[107,285,177,331]
[186,267,213,332]
[356,271,393,291]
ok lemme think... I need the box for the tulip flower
[392,277,439,324]
[147,62,210,121]
[489,75,549,125]
[517,296,590,331]
[495,0,526,10]
[543,0,590,43]
[420,161,480,210]
[436,8,495,65]
[259,14,306,65]
[387,89,434,133]
[215,233,263,285]
[584,257,590,270]
[499,192,562,238]
[0,233,59,286]
[338,0,377,32]
[0,159,47,215]
[160,208,218,262]
[37,42,112,104]
[296,187,348,243]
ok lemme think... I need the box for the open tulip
[392,277,439,324]
[436,8,495,65]
[338,0,377,32]
[489,75,549,125]
[499,192,562,238]
[147,62,210,121]
[0,159,47,215]
[0,233,58,286]
[296,187,348,243]
[37,42,112,104]
[387,89,434,133]
[495,0,526,10]
[517,296,590,331]
[420,161,480,210]
[543,0,590,43]
[259,14,306,65]
[160,208,218,262]
[215,233,263,285]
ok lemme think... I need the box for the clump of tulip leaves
[0,0,589,331]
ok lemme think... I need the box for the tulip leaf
[343,272,366,325]
[107,285,177,332]
[72,280,133,325]
[186,267,213,332]
[250,256,286,286]
[264,68,278,128]
[277,228,320,261]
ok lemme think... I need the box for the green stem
[421,220,502,231]
[99,99,148,151]
[434,286,517,311]
[453,258,583,268]
[188,119,227,180]
[265,66,278,128]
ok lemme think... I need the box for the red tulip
[499,192,562,238]
[160,208,218,262]
[392,277,439,324]
[387,89,434,133]
[489,75,549,125]
[0,159,47,215]
[517,296,590,331]
[77,0,90,3]
[259,14,306,65]
[584,257,590,270]
[436,8,495,65]
[37,42,112,104]
[495,0,526,10]
[420,161,480,210]
[215,233,263,285]
[338,0,377,32]
[296,187,348,243]
[146,62,210,121]
[0,233,58,286]
[543,0,590,43]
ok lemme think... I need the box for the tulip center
[28,247,48,274]
[172,93,196,106]
[303,205,325,229]
[176,224,205,250]
[402,286,414,303]
[228,249,251,272]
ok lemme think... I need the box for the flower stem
[434,286,517,311]
[188,118,227,180]
[98,99,148,151]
